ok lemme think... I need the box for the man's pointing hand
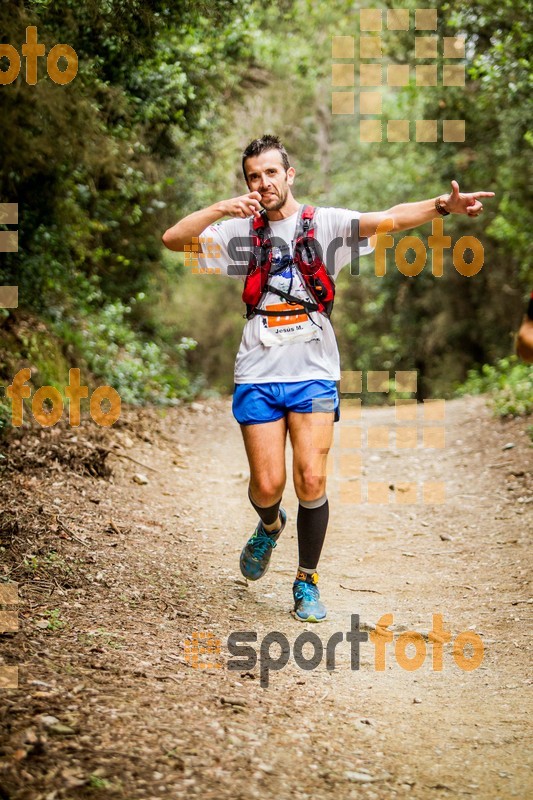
[445,180,495,217]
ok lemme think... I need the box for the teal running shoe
[239,507,287,581]
[292,570,327,622]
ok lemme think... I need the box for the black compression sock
[297,495,329,571]
[248,487,282,528]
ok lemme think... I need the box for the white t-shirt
[198,206,374,384]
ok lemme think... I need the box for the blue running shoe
[240,507,287,581]
[292,570,327,622]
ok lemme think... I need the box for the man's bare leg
[239,417,289,581]
[288,410,334,502]
[287,410,335,621]
[240,416,288,532]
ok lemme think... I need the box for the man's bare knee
[249,478,285,507]
[294,471,327,502]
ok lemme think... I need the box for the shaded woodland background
[0,0,531,425]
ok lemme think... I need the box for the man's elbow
[161,227,184,251]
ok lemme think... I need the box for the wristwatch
[435,197,450,216]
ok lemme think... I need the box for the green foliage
[44,608,65,631]
[457,357,533,417]
[53,296,197,404]
[164,0,532,395]
[0,398,11,438]
[0,0,531,401]
[0,0,259,402]
[334,0,532,398]
[157,260,243,393]
[88,774,113,790]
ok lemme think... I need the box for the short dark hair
[242,135,290,180]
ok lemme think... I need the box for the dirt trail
[0,395,531,800]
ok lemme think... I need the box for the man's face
[244,149,295,212]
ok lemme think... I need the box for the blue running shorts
[232,380,340,425]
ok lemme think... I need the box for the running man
[516,292,533,363]
[162,134,494,622]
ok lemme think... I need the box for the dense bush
[457,357,533,418]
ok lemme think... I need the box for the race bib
[259,302,323,347]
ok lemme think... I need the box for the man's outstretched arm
[359,180,495,238]
[161,192,263,251]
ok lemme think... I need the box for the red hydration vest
[242,205,335,320]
